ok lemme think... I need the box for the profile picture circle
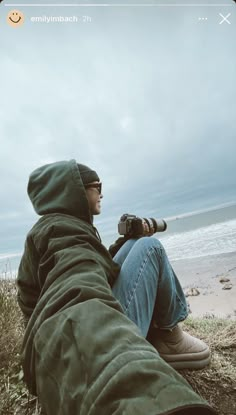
[7,10,25,27]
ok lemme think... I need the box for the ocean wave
[159,219,236,260]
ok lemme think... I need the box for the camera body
[118,213,167,237]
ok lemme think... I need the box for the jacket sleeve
[108,235,131,257]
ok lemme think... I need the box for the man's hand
[142,219,154,236]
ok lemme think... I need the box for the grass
[0,280,235,415]
[180,318,236,414]
[0,280,41,415]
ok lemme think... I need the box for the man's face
[85,181,103,215]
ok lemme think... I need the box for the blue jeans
[112,237,188,338]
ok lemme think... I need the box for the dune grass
[0,279,235,415]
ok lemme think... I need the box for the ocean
[158,203,236,261]
[159,218,236,261]
[1,203,236,279]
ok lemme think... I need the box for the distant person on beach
[17,160,214,415]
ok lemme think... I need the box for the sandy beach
[172,251,236,320]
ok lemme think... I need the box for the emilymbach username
[30,15,92,23]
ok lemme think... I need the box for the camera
[118,213,167,237]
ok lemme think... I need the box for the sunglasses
[84,182,102,195]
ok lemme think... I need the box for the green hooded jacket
[17,159,216,415]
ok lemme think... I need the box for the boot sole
[159,348,211,370]
[165,355,211,370]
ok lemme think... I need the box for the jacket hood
[27,159,92,223]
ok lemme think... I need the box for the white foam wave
[159,219,236,260]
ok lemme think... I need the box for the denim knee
[134,237,164,253]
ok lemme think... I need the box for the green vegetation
[181,317,236,414]
[0,280,235,415]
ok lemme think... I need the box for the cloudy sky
[0,0,235,261]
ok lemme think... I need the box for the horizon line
[1,200,236,258]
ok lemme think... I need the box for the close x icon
[219,13,231,25]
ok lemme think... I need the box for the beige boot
[149,324,211,370]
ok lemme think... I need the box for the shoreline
[172,251,236,320]
[1,251,235,320]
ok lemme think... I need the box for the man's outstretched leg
[112,237,210,369]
